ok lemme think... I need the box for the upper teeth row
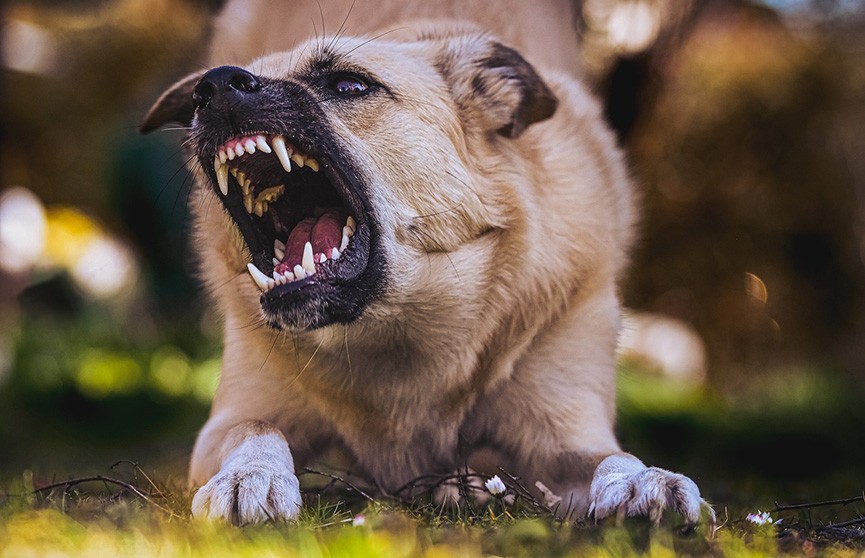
[213,134,320,196]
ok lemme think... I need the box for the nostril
[230,72,261,93]
[192,66,263,110]
[192,80,216,109]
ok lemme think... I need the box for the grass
[1,462,863,557]
[0,482,765,557]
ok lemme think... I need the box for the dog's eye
[329,75,369,96]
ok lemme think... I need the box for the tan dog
[141,2,712,525]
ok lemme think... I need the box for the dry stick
[496,467,554,515]
[33,476,182,519]
[773,494,865,512]
[111,460,167,498]
[301,468,376,503]
[818,516,865,530]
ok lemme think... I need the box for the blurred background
[0,0,863,509]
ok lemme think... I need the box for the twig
[301,468,376,503]
[773,494,865,512]
[496,467,555,516]
[111,460,167,499]
[33,475,182,519]
[818,516,865,530]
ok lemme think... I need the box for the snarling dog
[141,19,713,525]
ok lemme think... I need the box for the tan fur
[145,1,710,524]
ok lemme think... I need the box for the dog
[141,1,713,525]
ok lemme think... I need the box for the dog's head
[142,28,557,331]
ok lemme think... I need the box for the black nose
[192,66,262,110]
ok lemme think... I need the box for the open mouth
[207,132,368,299]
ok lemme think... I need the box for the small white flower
[351,514,365,526]
[746,511,775,525]
[485,475,506,496]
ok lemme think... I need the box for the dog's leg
[190,420,301,524]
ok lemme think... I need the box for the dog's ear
[437,38,558,138]
[139,71,204,134]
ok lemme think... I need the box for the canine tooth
[293,264,306,279]
[255,135,272,153]
[244,139,256,154]
[302,242,315,273]
[291,153,305,167]
[272,136,292,173]
[319,254,326,264]
[234,143,245,157]
[306,158,319,172]
[346,215,356,234]
[339,234,349,252]
[216,163,229,196]
[218,149,228,164]
[331,247,341,260]
[342,225,354,239]
[247,263,272,292]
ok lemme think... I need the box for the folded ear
[435,36,558,138]
[139,70,204,134]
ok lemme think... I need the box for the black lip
[190,76,387,329]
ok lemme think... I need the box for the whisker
[408,227,461,282]
[340,27,406,57]
[412,202,466,220]
[287,334,326,388]
[327,0,357,52]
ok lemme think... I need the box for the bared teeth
[274,239,285,260]
[215,159,229,196]
[331,247,341,260]
[302,242,316,274]
[255,135,272,153]
[215,134,320,199]
[247,262,274,292]
[346,215,356,234]
[293,264,306,280]
[271,135,292,173]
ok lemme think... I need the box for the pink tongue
[279,210,345,270]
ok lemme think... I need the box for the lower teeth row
[246,216,356,292]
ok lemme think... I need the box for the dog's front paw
[191,431,301,524]
[588,454,714,526]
